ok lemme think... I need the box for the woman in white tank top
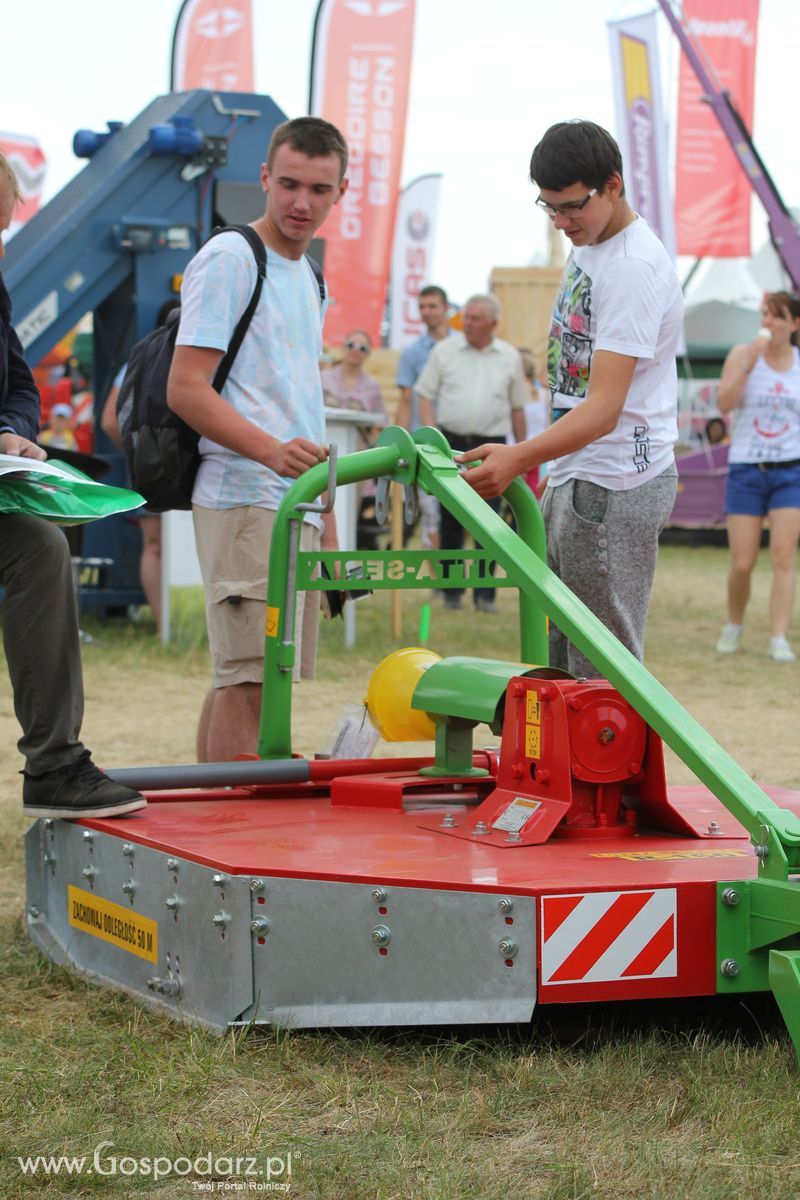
[714,291,800,663]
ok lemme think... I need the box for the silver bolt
[707,820,722,835]
[44,819,54,830]
[165,895,180,911]
[473,821,489,836]
[166,857,179,871]
[505,831,522,843]
[122,843,135,858]
[721,888,741,907]
[371,925,391,948]
[146,976,157,991]
[212,873,228,888]
[371,887,387,903]
[498,898,514,914]
[42,853,55,867]
[29,906,40,919]
[499,938,518,958]
[250,878,265,894]
[250,917,269,935]
[754,843,769,860]
[122,879,135,896]
[440,813,456,828]
[212,912,229,929]
[82,831,94,844]
[720,958,741,978]
[81,865,96,880]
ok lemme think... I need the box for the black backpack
[116,224,324,512]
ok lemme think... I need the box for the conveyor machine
[4,89,288,607]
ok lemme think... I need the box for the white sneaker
[716,624,742,654]
[768,637,796,663]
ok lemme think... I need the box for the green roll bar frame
[259,426,800,1056]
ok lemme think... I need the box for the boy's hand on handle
[265,437,328,478]
[456,441,528,499]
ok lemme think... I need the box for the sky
[2,0,799,305]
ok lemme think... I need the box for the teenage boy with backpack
[458,120,682,677]
[167,117,348,761]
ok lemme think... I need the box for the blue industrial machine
[4,90,289,611]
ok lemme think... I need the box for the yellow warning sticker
[68,885,158,962]
[265,606,280,638]
[591,848,749,862]
[526,693,541,724]
[525,724,541,758]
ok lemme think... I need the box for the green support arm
[414,437,800,883]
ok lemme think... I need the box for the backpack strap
[206,224,268,392]
[304,252,326,305]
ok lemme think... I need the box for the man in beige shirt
[416,293,528,611]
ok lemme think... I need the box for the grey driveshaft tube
[105,758,312,791]
[103,752,497,793]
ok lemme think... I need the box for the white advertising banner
[388,173,442,351]
[607,12,676,258]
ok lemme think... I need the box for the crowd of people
[1,112,798,818]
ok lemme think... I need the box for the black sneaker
[23,752,147,819]
[443,594,463,611]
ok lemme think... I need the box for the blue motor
[73,121,124,159]
[147,117,203,157]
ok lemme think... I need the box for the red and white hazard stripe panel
[540,889,677,986]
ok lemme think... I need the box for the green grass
[1,543,799,1198]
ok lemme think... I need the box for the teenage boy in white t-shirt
[167,117,348,761]
[459,120,682,676]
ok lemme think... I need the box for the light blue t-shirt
[176,231,325,515]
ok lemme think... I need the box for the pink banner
[171,0,254,92]
[675,0,760,257]
[310,0,417,345]
[0,132,46,235]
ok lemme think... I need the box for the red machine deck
[84,782,800,891]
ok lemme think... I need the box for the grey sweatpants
[540,468,678,678]
[0,514,85,773]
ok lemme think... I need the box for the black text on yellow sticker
[68,885,158,962]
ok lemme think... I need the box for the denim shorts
[725,461,800,517]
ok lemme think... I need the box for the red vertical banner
[310,0,417,345]
[0,132,46,236]
[171,0,254,92]
[674,0,760,257]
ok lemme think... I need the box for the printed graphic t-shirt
[176,231,325,520]
[546,216,682,491]
[728,348,800,464]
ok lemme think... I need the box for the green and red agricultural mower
[25,428,800,1053]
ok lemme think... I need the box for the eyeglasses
[345,340,370,353]
[535,188,598,219]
